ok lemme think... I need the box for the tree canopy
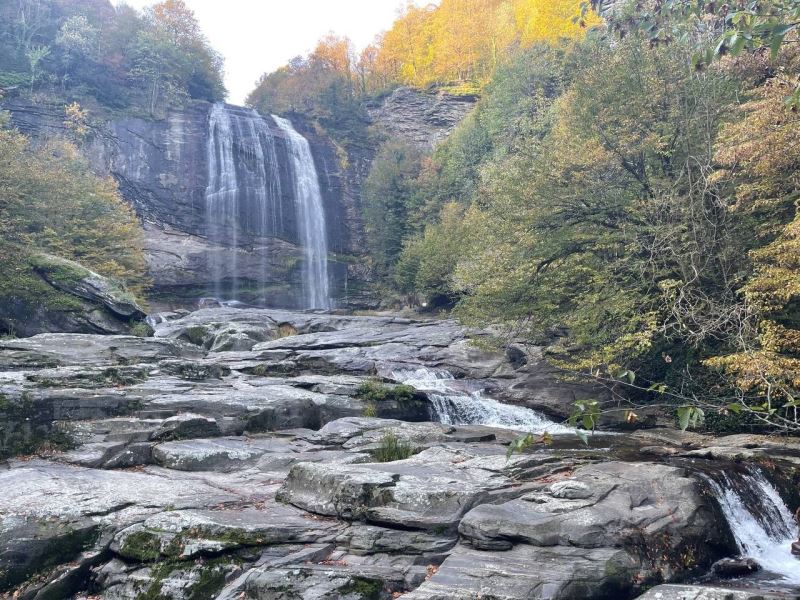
[0,0,225,114]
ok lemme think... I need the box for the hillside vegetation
[0,0,225,115]
[0,0,218,334]
[250,0,800,434]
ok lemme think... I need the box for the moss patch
[120,530,163,562]
[340,577,383,600]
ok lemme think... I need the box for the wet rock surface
[1,307,797,599]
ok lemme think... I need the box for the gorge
[2,0,800,598]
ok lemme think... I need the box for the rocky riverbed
[1,308,799,600]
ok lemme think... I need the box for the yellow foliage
[367,0,600,90]
[705,77,800,407]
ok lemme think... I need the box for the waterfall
[205,103,240,300]
[203,104,331,309]
[705,469,800,585]
[391,367,570,432]
[272,115,331,310]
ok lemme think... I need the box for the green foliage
[0,129,147,294]
[372,431,415,463]
[506,431,553,458]
[355,380,418,404]
[340,578,383,600]
[363,140,424,277]
[130,321,154,338]
[0,128,146,334]
[0,0,225,113]
[676,406,705,431]
[377,5,800,431]
[591,0,800,105]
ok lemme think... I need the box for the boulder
[711,557,761,578]
[277,446,518,531]
[0,251,148,337]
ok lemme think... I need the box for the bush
[355,380,418,404]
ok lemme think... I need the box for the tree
[363,140,424,277]
[131,0,225,114]
[0,128,147,294]
[25,44,50,91]
[55,15,98,88]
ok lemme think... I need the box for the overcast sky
[115,0,420,104]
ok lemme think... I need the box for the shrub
[355,380,418,404]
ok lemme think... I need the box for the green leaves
[506,431,553,459]
[676,405,704,431]
[568,399,600,445]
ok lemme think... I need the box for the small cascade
[392,367,570,432]
[705,468,800,585]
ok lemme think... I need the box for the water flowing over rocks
[1,307,799,599]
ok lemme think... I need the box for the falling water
[204,104,331,308]
[705,469,800,585]
[272,115,331,310]
[391,367,570,432]
[205,103,240,300]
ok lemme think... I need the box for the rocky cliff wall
[3,88,477,311]
[4,99,363,309]
[366,87,478,150]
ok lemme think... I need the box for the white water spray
[706,469,800,585]
[204,104,331,308]
[272,115,331,310]
[392,367,570,432]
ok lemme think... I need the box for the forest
[249,0,800,436]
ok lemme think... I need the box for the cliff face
[366,87,478,150]
[3,88,476,312]
[5,99,362,309]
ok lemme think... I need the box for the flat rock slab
[0,334,201,368]
[152,436,315,471]
[634,584,799,600]
[112,505,346,560]
[0,462,237,520]
[402,543,639,600]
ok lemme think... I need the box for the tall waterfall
[272,115,331,310]
[392,367,570,432]
[204,103,331,309]
[706,469,800,585]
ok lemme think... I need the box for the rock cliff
[4,99,363,309]
[366,86,478,149]
[3,88,476,313]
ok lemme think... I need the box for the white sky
[115,0,420,104]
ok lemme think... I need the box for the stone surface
[366,87,478,149]
[634,584,797,600]
[0,306,794,600]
